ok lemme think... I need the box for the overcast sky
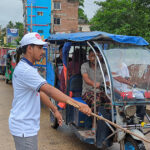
[84,0,101,20]
[0,0,103,28]
[0,0,23,27]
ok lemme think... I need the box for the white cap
[20,32,47,47]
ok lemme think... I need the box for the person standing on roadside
[8,32,91,150]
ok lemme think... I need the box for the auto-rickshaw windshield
[103,46,150,103]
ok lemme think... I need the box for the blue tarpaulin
[47,31,149,46]
[62,42,72,67]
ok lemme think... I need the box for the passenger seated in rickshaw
[54,45,72,89]
[112,62,146,122]
[60,48,86,94]
[59,59,72,93]
[112,62,134,96]
[53,45,63,89]
[81,48,111,135]
[58,48,86,108]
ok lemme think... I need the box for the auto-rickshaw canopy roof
[47,31,149,46]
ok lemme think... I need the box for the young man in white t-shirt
[9,32,91,150]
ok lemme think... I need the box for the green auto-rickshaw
[5,49,16,84]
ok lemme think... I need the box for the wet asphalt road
[0,76,149,150]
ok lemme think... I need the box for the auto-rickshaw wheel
[124,135,146,150]
[49,110,59,129]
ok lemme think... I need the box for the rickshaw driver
[112,62,134,93]
[81,48,110,135]
[8,32,91,150]
[112,62,146,122]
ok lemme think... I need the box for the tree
[14,22,25,44]
[132,0,150,7]
[14,22,24,38]
[7,21,14,28]
[90,0,150,43]
[79,0,84,7]
[0,21,24,46]
[78,8,89,23]
[78,0,89,23]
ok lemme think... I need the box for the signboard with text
[7,28,19,37]
[6,28,19,44]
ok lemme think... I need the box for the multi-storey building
[78,19,90,32]
[22,0,79,38]
[51,0,79,33]
[22,0,51,39]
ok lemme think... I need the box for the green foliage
[14,22,24,38]
[90,0,150,43]
[134,0,150,7]
[79,0,84,7]
[4,43,16,48]
[7,21,14,28]
[0,21,24,47]
[78,0,89,23]
[14,22,25,45]
[78,8,89,23]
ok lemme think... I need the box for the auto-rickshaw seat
[67,74,83,97]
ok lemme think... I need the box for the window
[54,2,61,10]
[37,12,43,16]
[38,30,43,33]
[54,18,60,25]
[79,27,82,32]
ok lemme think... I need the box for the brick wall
[53,0,79,33]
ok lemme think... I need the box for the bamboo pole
[66,100,150,144]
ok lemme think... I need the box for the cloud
[84,0,99,20]
[0,0,23,27]
[84,0,105,20]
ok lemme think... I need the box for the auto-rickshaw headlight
[124,105,136,118]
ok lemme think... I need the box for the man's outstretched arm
[40,83,91,116]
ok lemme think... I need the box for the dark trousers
[136,105,146,122]
[96,106,113,148]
